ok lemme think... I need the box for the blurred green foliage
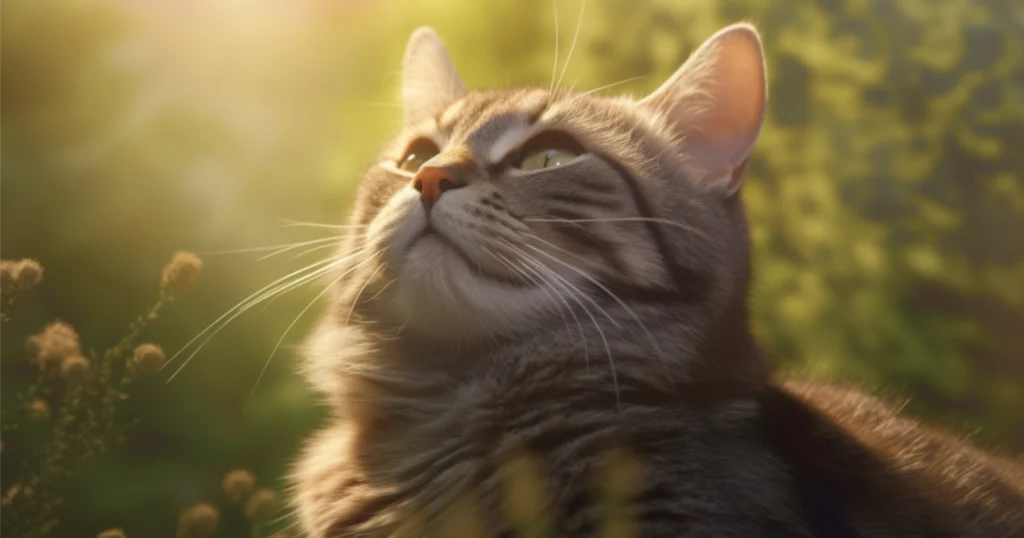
[1,0,1022,536]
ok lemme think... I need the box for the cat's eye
[398,138,441,172]
[516,131,584,171]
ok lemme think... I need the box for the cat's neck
[324,292,771,431]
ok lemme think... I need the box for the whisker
[395,316,411,337]
[278,218,367,230]
[367,276,399,301]
[255,236,348,261]
[555,0,586,92]
[499,238,621,329]
[579,75,648,97]
[165,256,342,365]
[165,258,350,382]
[524,217,710,241]
[488,247,590,374]
[164,247,371,381]
[199,235,343,257]
[247,252,381,403]
[344,260,387,327]
[513,247,619,409]
[520,235,663,355]
[290,242,348,260]
[549,0,560,93]
[487,248,573,341]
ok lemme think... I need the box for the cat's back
[760,381,1024,537]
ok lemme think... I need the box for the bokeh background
[2,0,1022,536]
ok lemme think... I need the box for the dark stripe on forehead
[593,154,709,302]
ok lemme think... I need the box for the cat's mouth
[409,222,471,261]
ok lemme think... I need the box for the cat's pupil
[520,148,579,170]
[398,138,441,172]
[400,152,430,172]
[545,150,570,167]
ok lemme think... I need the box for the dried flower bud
[499,451,550,526]
[29,399,50,420]
[15,259,43,291]
[61,354,91,380]
[0,260,17,294]
[178,503,219,538]
[96,529,127,538]
[1,484,31,507]
[245,488,278,523]
[600,449,645,502]
[130,343,166,378]
[161,251,202,299]
[27,321,81,370]
[222,469,256,503]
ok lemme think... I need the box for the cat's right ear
[402,27,467,126]
[640,23,767,196]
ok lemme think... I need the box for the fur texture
[291,24,1024,537]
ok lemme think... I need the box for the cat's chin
[389,235,553,342]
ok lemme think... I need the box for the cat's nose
[412,166,464,210]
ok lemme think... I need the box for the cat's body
[291,25,1024,537]
[294,326,1024,537]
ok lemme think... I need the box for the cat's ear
[402,27,467,126]
[640,23,767,196]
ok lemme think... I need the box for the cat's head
[326,23,767,346]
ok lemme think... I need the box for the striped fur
[291,26,1024,537]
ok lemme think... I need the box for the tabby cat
[291,23,1024,537]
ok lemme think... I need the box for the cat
[290,23,1024,537]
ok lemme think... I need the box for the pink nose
[412,166,461,210]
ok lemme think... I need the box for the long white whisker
[247,252,381,403]
[487,248,575,346]
[524,217,709,241]
[256,235,349,261]
[395,316,411,337]
[514,248,618,409]
[367,276,399,301]
[489,247,590,374]
[344,260,387,326]
[521,235,663,354]
[290,242,348,260]
[579,75,648,97]
[200,235,343,257]
[500,239,621,329]
[165,257,353,382]
[164,247,370,380]
[165,256,342,366]
[549,0,560,93]
[278,218,366,230]
[555,0,586,92]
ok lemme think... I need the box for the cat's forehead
[401,87,651,167]
[435,89,555,160]
[438,89,549,134]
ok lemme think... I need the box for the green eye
[515,131,584,171]
[398,138,441,172]
[520,148,580,170]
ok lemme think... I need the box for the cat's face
[330,25,767,343]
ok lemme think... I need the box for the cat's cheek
[369,190,426,271]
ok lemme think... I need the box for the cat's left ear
[402,27,467,126]
[641,23,767,196]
